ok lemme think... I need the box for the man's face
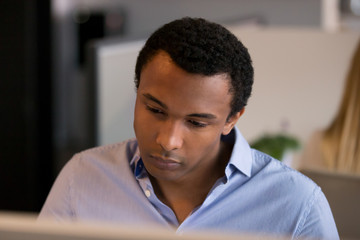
[133,51,240,183]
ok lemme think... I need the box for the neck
[149,141,233,224]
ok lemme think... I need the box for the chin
[146,167,183,182]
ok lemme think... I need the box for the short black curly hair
[135,17,254,118]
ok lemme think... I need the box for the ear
[222,108,245,135]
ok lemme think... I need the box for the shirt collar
[131,126,253,179]
[130,147,146,179]
[224,126,253,178]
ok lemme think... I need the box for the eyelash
[188,120,207,128]
[146,105,208,128]
[146,105,164,115]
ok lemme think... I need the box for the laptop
[0,211,283,240]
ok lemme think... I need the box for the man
[39,17,339,239]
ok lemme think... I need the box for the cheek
[133,103,146,139]
[134,104,155,142]
[186,131,221,157]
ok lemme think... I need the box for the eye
[188,120,208,128]
[146,105,164,115]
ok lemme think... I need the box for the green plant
[250,133,300,160]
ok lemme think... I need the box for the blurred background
[1,0,360,215]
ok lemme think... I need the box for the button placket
[144,189,151,198]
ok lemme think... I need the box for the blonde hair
[321,40,360,173]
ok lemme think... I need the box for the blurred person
[299,40,360,174]
[39,17,338,239]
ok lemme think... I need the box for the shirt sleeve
[295,187,339,240]
[37,155,77,221]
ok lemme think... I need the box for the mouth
[149,154,181,170]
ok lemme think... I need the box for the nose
[155,120,183,151]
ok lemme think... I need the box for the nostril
[156,135,182,151]
[155,125,183,151]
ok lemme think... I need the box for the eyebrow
[143,93,168,109]
[142,93,217,120]
[187,113,217,119]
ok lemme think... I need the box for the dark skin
[148,142,234,223]
[133,51,244,223]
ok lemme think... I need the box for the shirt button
[145,189,151,198]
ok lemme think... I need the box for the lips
[149,154,181,170]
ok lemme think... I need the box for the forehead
[138,51,232,115]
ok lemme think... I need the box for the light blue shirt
[39,127,339,239]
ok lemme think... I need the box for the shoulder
[71,138,138,166]
[249,150,338,238]
[76,138,138,160]
[58,138,140,199]
[250,149,321,200]
[61,138,139,182]
[38,138,142,220]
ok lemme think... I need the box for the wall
[229,27,359,143]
